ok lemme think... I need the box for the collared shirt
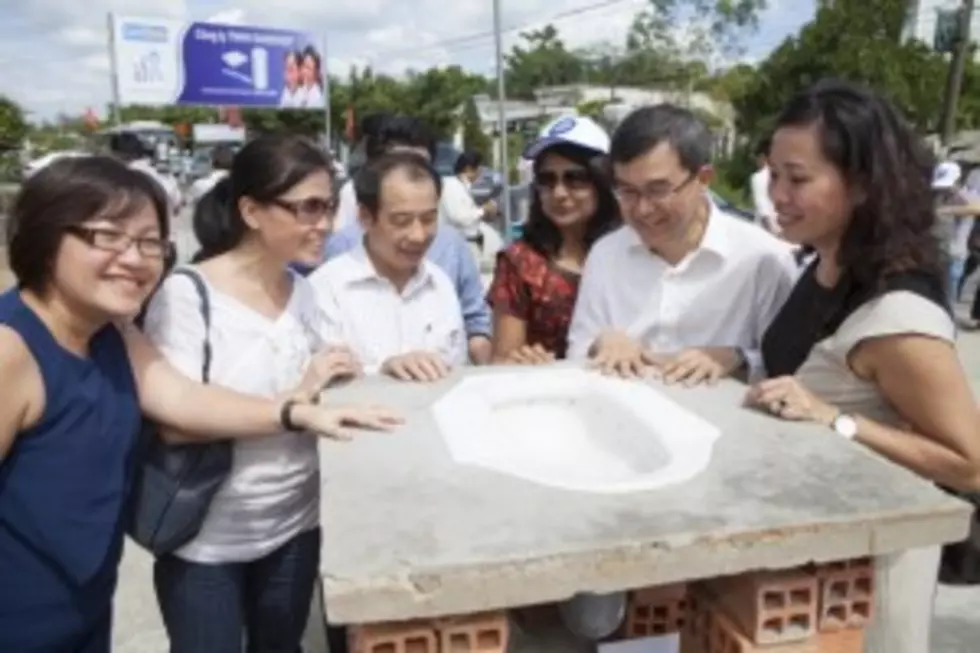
[323,223,492,338]
[308,245,467,373]
[566,202,799,377]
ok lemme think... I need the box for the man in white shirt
[188,145,234,204]
[309,151,466,382]
[567,104,798,383]
[110,132,183,215]
[750,136,780,235]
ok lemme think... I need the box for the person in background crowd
[334,113,391,231]
[311,152,466,382]
[189,144,235,204]
[488,116,620,364]
[567,104,797,383]
[109,131,183,215]
[750,135,780,235]
[440,150,498,261]
[932,160,980,305]
[0,157,398,653]
[142,135,392,653]
[324,115,493,364]
[746,79,980,653]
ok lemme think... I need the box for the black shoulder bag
[127,267,233,556]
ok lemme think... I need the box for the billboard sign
[110,15,325,109]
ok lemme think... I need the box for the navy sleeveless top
[0,289,142,648]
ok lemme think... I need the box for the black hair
[359,112,392,141]
[755,133,772,158]
[110,132,151,162]
[301,46,323,88]
[211,145,234,171]
[354,151,442,217]
[523,143,621,257]
[610,104,713,172]
[453,150,483,175]
[773,79,942,294]
[364,115,437,162]
[7,155,169,292]
[193,134,331,261]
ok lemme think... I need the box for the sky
[0,0,816,121]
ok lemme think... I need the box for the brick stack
[349,611,509,653]
[680,557,874,653]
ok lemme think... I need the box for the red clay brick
[435,611,509,653]
[699,568,818,645]
[815,562,874,632]
[348,620,438,653]
[682,592,864,653]
[623,582,689,637]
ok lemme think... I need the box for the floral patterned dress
[487,241,581,359]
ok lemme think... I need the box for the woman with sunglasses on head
[487,116,620,364]
[141,134,381,653]
[0,152,398,653]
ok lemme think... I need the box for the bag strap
[170,267,213,384]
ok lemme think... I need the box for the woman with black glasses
[487,116,620,364]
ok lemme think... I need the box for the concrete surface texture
[317,368,969,624]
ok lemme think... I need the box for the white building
[456,83,736,164]
[903,0,980,52]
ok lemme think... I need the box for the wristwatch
[830,412,858,440]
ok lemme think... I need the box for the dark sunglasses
[270,197,338,224]
[534,169,593,191]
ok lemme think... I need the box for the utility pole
[940,0,976,146]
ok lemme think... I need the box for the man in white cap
[933,161,980,307]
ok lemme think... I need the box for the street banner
[109,14,326,109]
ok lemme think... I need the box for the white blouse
[142,269,326,563]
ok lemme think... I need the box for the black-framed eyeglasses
[534,169,593,192]
[65,226,173,260]
[271,197,338,224]
[614,173,697,205]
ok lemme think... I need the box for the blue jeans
[153,529,320,653]
[950,257,966,305]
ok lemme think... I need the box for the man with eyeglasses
[567,104,798,383]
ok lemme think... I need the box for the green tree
[504,26,585,99]
[461,97,491,160]
[402,66,488,139]
[0,96,28,150]
[734,0,948,136]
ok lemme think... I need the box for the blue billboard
[110,15,326,110]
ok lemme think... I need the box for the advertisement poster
[110,15,326,109]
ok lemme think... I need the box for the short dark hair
[211,145,235,171]
[110,132,151,161]
[364,115,437,161]
[755,134,772,158]
[454,150,483,175]
[6,155,170,292]
[193,134,331,260]
[354,151,442,216]
[523,143,621,257]
[773,78,941,294]
[610,104,713,172]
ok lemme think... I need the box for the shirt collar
[625,195,733,261]
[344,238,435,296]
